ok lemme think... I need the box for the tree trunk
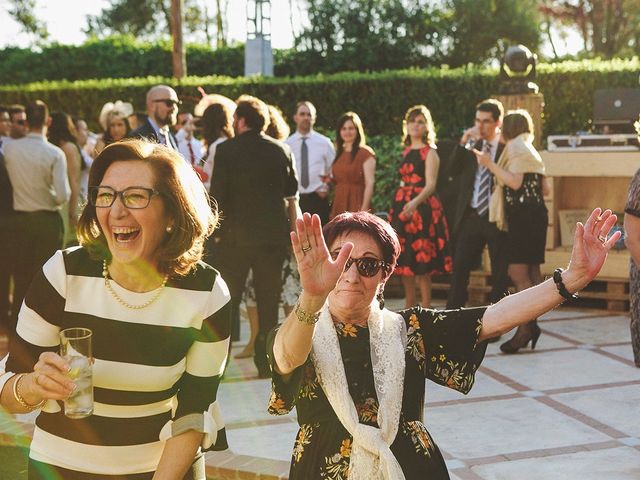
[216,0,226,48]
[170,0,186,78]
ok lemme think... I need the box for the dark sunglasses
[331,252,387,277]
[153,98,182,108]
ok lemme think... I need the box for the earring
[166,225,173,233]
[376,289,385,309]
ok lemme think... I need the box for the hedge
[1,58,637,141]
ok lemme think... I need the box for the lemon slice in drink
[68,367,82,379]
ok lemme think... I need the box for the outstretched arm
[478,208,621,341]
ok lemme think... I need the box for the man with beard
[128,85,181,150]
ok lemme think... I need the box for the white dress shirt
[285,130,335,195]
[4,133,70,212]
[175,128,204,165]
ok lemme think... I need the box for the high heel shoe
[500,322,541,354]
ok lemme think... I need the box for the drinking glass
[60,328,94,419]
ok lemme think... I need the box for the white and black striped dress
[2,247,231,478]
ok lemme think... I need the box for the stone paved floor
[2,299,640,479]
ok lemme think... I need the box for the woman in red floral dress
[389,105,452,308]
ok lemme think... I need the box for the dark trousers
[213,242,286,373]
[299,192,330,225]
[12,211,64,330]
[0,213,17,332]
[447,209,509,308]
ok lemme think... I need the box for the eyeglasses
[331,253,387,277]
[152,99,182,108]
[14,119,26,125]
[89,186,160,209]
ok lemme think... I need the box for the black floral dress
[389,147,452,277]
[625,168,640,367]
[267,306,487,479]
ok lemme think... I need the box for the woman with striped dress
[0,139,231,479]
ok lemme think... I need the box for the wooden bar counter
[542,150,640,285]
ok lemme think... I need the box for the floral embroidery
[402,421,433,457]
[336,322,358,338]
[268,391,289,415]
[407,313,426,371]
[293,423,315,463]
[321,437,351,479]
[300,362,320,400]
[355,396,378,424]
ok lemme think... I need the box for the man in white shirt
[4,100,70,331]
[285,101,335,224]
[175,113,204,166]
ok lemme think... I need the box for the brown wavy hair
[265,104,290,141]
[402,105,436,147]
[334,111,366,163]
[77,139,218,277]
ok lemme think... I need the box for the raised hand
[567,208,622,289]
[291,213,353,299]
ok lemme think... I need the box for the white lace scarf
[311,302,407,480]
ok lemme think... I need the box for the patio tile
[218,378,295,426]
[426,371,518,404]
[482,349,638,391]
[225,421,300,462]
[471,446,640,480]
[552,385,640,438]
[542,315,630,345]
[600,345,636,363]
[426,397,608,460]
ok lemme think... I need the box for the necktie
[159,129,174,150]
[300,137,309,189]
[187,141,195,165]
[476,142,493,217]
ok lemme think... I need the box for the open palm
[291,213,352,299]
[569,208,621,283]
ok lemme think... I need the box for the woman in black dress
[268,208,618,479]
[389,105,452,308]
[473,109,549,353]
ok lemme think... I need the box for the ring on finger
[302,244,312,253]
[34,373,42,386]
[598,234,606,243]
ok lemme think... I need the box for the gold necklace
[102,260,169,309]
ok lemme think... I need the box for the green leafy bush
[1,58,636,141]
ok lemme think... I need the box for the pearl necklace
[102,260,169,309]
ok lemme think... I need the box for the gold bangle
[294,301,321,325]
[13,374,46,411]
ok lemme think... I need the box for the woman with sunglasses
[268,209,619,479]
[0,139,230,479]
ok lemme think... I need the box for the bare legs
[235,305,259,359]
[500,264,542,353]
[402,274,432,309]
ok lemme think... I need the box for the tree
[7,0,49,43]
[171,0,186,78]
[85,0,226,47]
[540,0,640,58]
[444,0,542,67]
[296,0,448,72]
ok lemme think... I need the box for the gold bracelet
[13,374,46,411]
[294,301,321,325]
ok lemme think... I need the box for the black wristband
[553,268,579,301]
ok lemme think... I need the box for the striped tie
[476,142,492,216]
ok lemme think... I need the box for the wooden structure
[540,149,639,311]
[495,93,545,149]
